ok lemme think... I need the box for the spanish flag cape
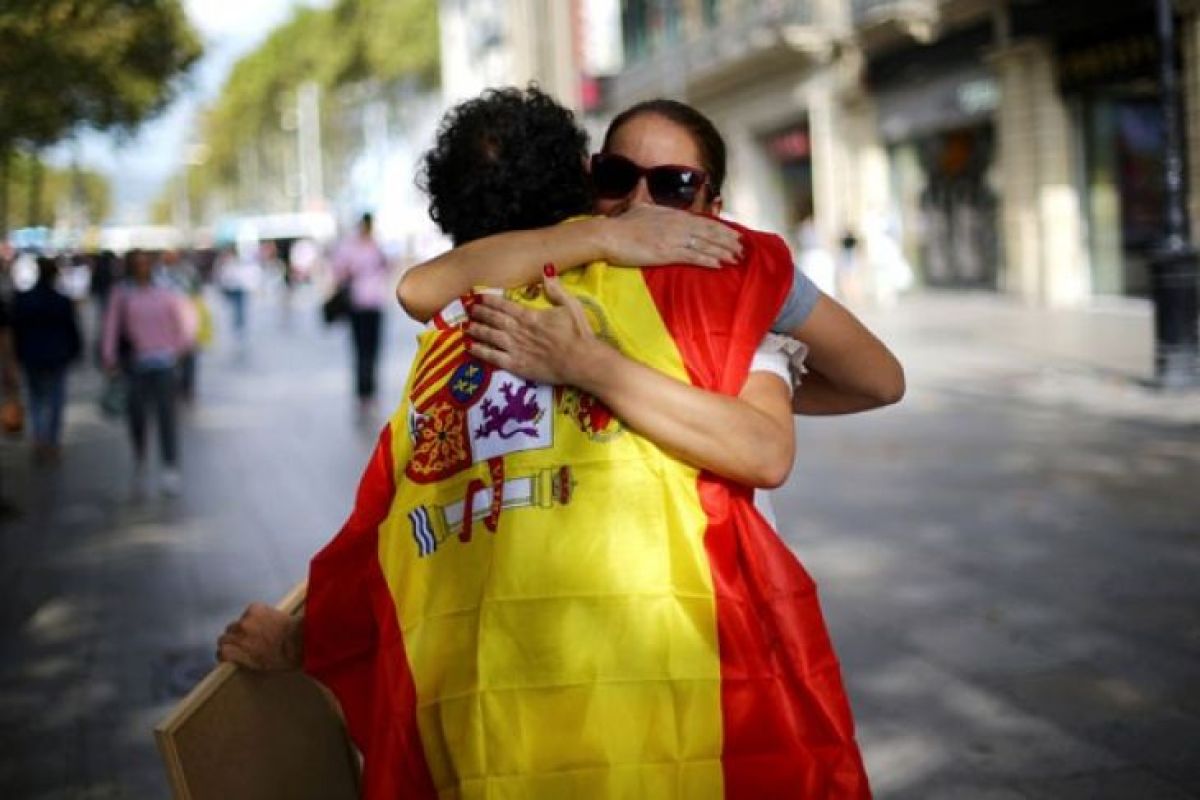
[305,220,870,799]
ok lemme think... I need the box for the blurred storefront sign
[765,126,811,161]
[875,65,997,143]
[1057,32,1159,93]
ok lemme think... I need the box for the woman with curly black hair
[221,87,881,798]
[421,87,594,246]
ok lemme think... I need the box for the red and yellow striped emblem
[410,327,467,412]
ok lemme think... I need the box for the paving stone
[1021,768,1196,800]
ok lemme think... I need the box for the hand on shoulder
[600,204,741,269]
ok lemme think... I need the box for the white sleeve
[749,346,791,388]
[749,333,809,396]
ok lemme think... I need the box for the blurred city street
[4,2,1200,797]
[1,287,1197,799]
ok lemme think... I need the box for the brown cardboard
[154,582,361,800]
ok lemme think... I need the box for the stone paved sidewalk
[0,288,1197,798]
[794,293,1200,798]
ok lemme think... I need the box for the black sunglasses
[590,153,710,210]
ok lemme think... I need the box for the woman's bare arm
[467,277,794,488]
[397,206,742,322]
[574,347,795,488]
[789,294,905,414]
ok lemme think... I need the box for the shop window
[621,0,684,62]
[1082,93,1166,297]
[763,121,815,241]
[892,125,999,289]
[622,0,650,63]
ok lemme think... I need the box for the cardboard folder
[154,582,361,800]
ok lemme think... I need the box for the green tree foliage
[331,0,440,87]
[2,152,111,230]
[0,0,201,233]
[0,0,202,147]
[183,0,439,214]
[198,7,333,190]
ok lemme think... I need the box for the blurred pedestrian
[178,279,212,403]
[332,212,389,418]
[864,214,914,308]
[0,291,21,516]
[838,228,864,305]
[258,240,292,329]
[159,249,205,402]
[0,244,17,301]
[102,250,190,497]
[795,214,837,297]
[89,251,119,364]
[11,257,82,463]
[215,245,260,351]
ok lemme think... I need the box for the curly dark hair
[419,86,593,245]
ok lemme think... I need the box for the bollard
[1150,247,1200,389]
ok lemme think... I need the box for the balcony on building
[852,0,993,52]
[609,0,830,109]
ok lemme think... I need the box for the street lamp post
[1151,0,1200,388]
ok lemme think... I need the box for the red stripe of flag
[642,224,870,798]
[305,425,438,798]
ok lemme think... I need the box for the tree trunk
[0,149,9,239]
[27,153,43,227]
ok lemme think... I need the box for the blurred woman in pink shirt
[102,250,191,497]
[332,212,390,418]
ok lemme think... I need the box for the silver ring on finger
[686,235,696,250]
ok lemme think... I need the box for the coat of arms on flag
[405,323,553,485]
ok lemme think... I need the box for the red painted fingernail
[543,263,557,278]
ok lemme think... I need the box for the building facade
[438,0,581,107]
[588,0,1200,307]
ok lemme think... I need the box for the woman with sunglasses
[399,99,905,489]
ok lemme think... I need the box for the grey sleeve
[770,264,821,334]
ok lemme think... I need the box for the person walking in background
[89,251,119,365]
[332,212,389,419]
[102,250,191,497]
[795,213,837,298]
[158,249,205,403]
[11,257,82,464]
[0,288,23,516]
[215,245,260,353]
[838,227,864,305]
[864,214,915,308]
[178,279,212,403]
